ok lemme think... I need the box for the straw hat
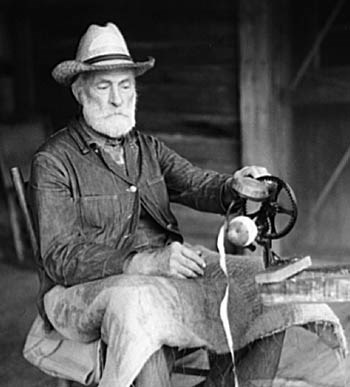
[52,22,155,86]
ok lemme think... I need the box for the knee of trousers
[104,283,163,323]
[102,281,179,337]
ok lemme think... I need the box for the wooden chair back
[10,166,73,387]
[10,167,38,257]
[0,118,48,263]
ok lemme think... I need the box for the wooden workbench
[258,262,350,305]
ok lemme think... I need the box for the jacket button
[128,185,137,193]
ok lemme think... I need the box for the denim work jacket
[29,117,234,320]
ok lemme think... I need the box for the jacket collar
[67,115,91,154]
[68,114,137,154]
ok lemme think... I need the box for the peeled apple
[226,216,258,247]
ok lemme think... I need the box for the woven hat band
[84,54,133,65]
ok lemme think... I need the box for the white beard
[82,95,136,139]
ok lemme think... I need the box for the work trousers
[43,247,345,387]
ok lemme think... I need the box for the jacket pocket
[78,194,129,233]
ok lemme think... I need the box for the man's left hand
[233,165,270,180]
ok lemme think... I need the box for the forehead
[87,69,136,84]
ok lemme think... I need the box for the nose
[109,85,122,106]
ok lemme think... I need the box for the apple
[226,216,258,247]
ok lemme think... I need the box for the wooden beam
[238,0,271,168]
[238,0,292,255]
[238,0,292,180]
[289,0,346,91]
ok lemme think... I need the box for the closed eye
[120,81,131,90]
[96,82,110,90]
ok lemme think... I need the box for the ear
[71,74,89,105]
[71,83,82,104]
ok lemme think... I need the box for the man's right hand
[123,241,206,279]
[165,242,206,278]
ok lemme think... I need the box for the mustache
[105,112,130,118]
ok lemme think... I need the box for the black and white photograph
[1,0,350,386]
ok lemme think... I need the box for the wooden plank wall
[290,104,350,260]
[288,1,350,262]
[28,4,239,138]
[3,0,240,248]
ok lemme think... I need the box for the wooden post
[238,0,292,255]
[238,0,292,179]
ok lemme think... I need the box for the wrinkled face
[74,69,137,138]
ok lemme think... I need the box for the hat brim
[52,57,155,86]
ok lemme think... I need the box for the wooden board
[259,264,350,305]
[255,256,312,284]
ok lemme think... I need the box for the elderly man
[28,22,346,387]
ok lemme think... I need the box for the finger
[233,166,249,179]
[169,257,200,278]
[235,166,270,179]
[248,166,269,178]
[181,245,206,269]
[169,254,203,277]
[234,166,257,180]
[252,166,270,177]
[176,263,201,278]
[178,255,204,276]
[173,272,187,279]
